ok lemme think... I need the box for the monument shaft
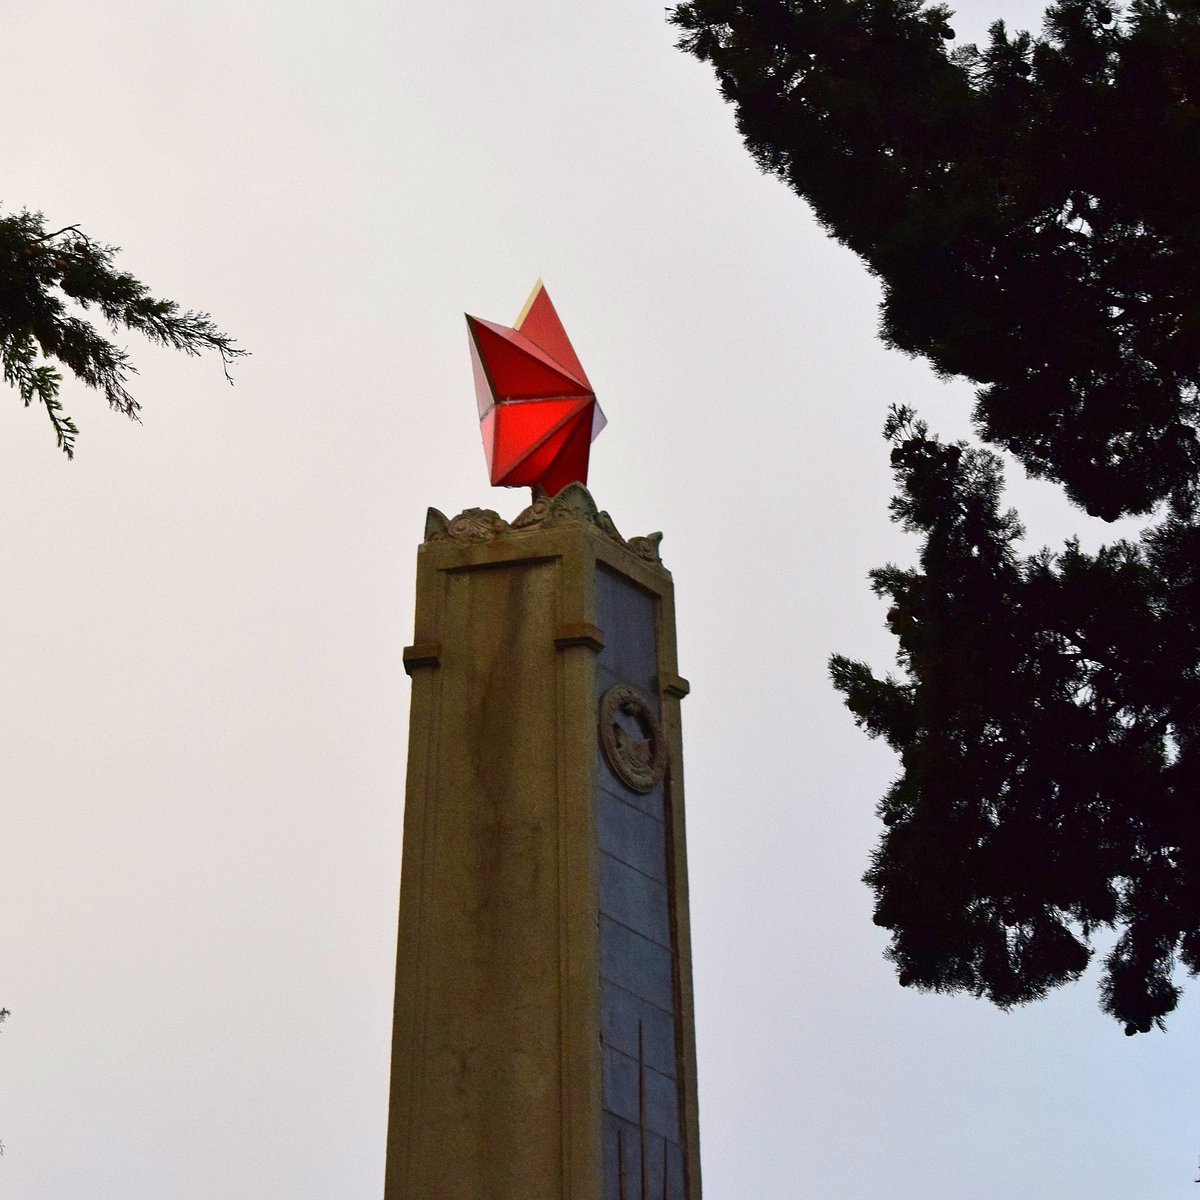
[385,487,701,1200]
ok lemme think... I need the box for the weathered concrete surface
[385,486,700,1200]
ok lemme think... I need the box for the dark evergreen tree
[0,208,244,457]
[672,0,1200,1031]
[832,408,1200,1033]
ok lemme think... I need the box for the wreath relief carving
[599,684,668,793]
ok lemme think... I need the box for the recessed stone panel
[598,790,667,882]
[596,565,657,694]
[599,916,675,1012]
[600,981,677,1079]
[600,853,672,948]
[601,1046,681,1143]
[602,1113,642,1200]
[601,1115,685,1200]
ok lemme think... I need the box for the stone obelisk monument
[384,286,701,1200]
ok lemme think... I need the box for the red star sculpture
[466,281,606,495]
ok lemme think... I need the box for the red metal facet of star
[466,282,606,495]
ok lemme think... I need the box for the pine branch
[0,207,245,456]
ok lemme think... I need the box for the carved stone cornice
[424,482,663,565]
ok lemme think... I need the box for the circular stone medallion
[599,684,668,793]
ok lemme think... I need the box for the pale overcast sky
[2,2,1194,1198]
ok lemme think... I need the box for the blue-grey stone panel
[596,566,657,694]
[600,853,672,948]
[602,1112,641,1200]
[602,1045,681,1142]
[596,562,687,1197]
[601,981,677,1079]
[598,756,665,821]
[663,1139,686,1200]
[597,661,662,710]
[601,1043,641,1125]
[602,1115,685,1200]
[599,790,668,883]
[600,916,674,1012]
[642,1065,680,1142]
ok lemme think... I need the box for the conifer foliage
[833,408,1200,1033]
[0,209,244,456]
[673,0,1200,1031]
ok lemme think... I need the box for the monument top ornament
[466,281,606,496]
